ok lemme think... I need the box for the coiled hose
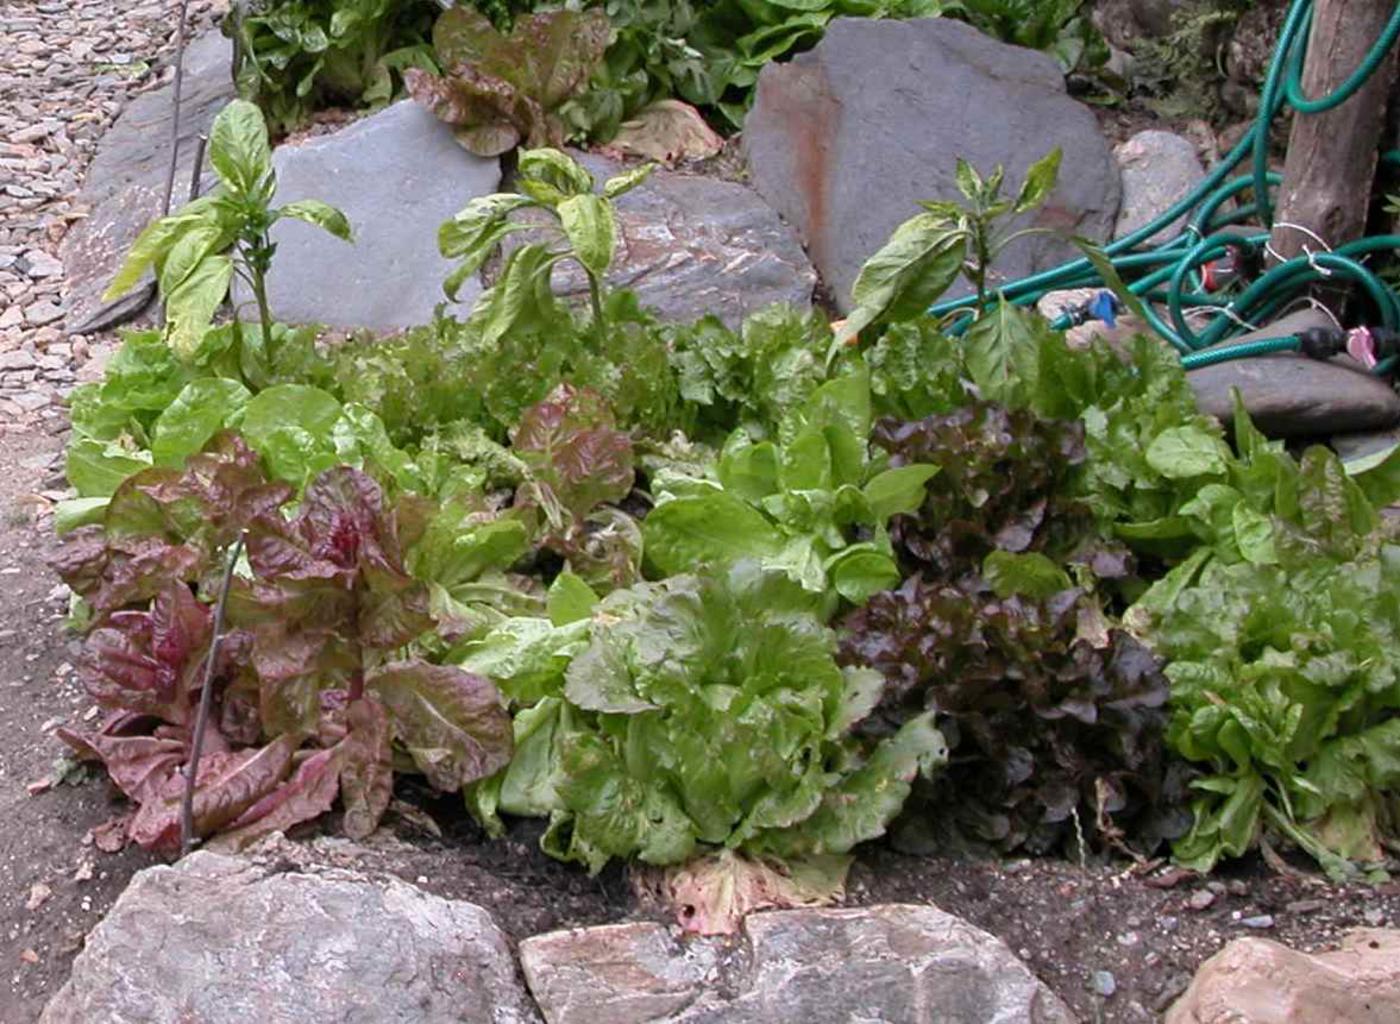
[929,0,1400,373]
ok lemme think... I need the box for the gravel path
[0,0,223,433]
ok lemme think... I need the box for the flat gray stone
[1333,426,1400,464]
[24,300,65,326]
[1114,131,1205,245]
[1188,311,1400,437]
[521,904,1077,1024]
[61,30,236,332]
[491,151,814,329]
[41,851,540,1024]
[520,921,729,1024]
[235,101,501,333]
[743,17,1119,313]
[0,350,37,371]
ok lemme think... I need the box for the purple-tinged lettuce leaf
[56,726,187,806]
[207,745,344,853]
[126,734,298,852]
[52,529,205,620]
[513,384,635,521]
[370,661,512,791]
[874,402,1096,580]
[339,696,394,840]
[51,433,289,620]
[408,9,609,156]
[75,583,216,725]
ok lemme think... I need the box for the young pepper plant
[833,147,1063,348]
[437,147,654,342]
[104,99,353,358]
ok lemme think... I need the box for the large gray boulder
[1113,131,1206,245]
[61,30,236,332]
[519,904,1077,1024]
[742,17,1120,313]
[490,151,815,329]
[235,101,500,333]
[41,851,539,1024]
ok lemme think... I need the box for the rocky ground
[0,0,223,429]
[0,3,220,1017]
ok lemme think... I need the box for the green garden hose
[1180,337,1300,371]
[931,0,1400,375]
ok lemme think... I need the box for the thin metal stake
[180,533,246,856]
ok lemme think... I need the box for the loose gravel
[0,0,223,432]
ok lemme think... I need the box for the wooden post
[1270,0,1398,262]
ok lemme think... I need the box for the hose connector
[1297,325,1400,368]
[1297,326,1346,359]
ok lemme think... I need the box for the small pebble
[1091,970,1117,998]
[1188,889,1216,911]
[1241,914,1274,929]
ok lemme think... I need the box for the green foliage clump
[463,562,946,872]
[947,0,1109,77]
[61,133,1400,887]
[227,0,443,133]
[1132,0,1257,123]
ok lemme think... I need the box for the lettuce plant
[644,367,940,606]
[406,7,611,156]
[227,0,440,133]
[510,383,643,594]
[839,575,1189,857]
[1130,408,1400,877]
[52,436,512,852]
[464,562,946,873]
[872,400,1097,581]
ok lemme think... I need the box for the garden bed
[9,1,1400,1021]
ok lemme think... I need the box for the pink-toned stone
[1166,928,1400,1024]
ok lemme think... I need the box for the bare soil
[0,416,1395,1024]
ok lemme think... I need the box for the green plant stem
[587,270,607,340]
[250,264,275,346]
[972,223,990,311]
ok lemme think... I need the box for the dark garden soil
[0,414,1394,1024]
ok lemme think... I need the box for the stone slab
[1167,929,1400,1024]
[1187,311,1400,437]
[235,100,501,333]
[61,30,236,332]
[41,851,540,1024]
[1114,131,1206,245]
[521,903,1077,1024]
[743,17,1120,312]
